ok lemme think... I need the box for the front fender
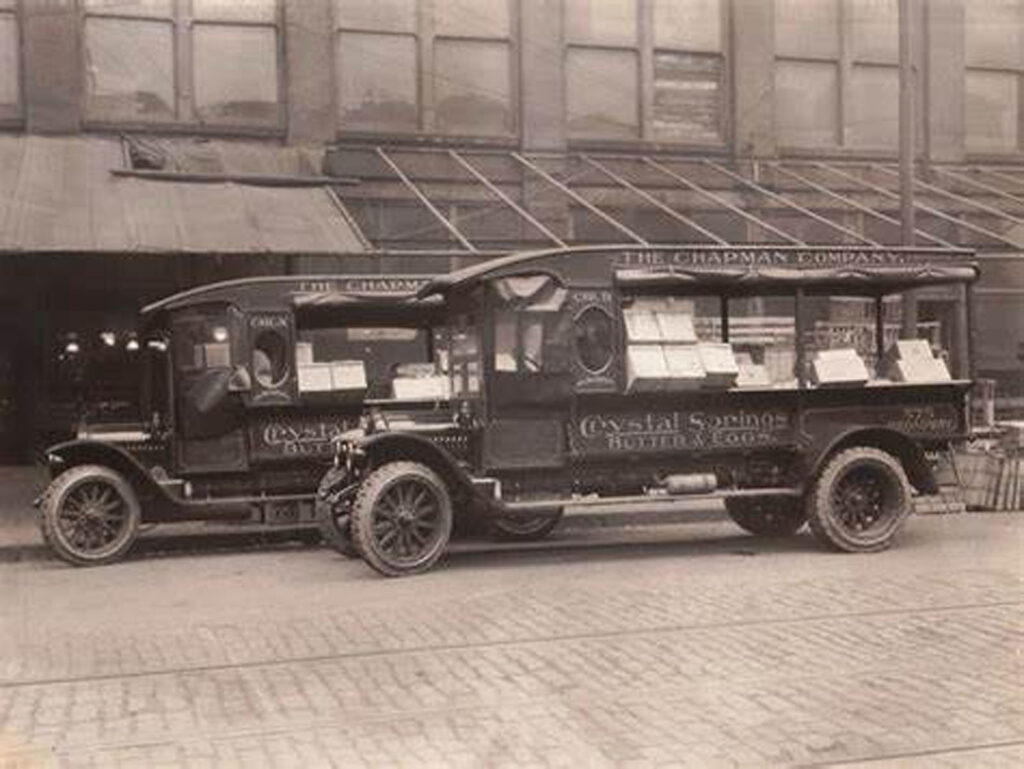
[44,440,174,512]
[356,431,476,498]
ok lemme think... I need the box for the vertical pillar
[731,0,776,158]
[923,0,966,163]
[22,1,82,133]
[284,0,336,146]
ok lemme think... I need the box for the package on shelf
[663,345,706,390]
[295,341,314,366]
[697,342,738,387]
[330,360,367,392]
[655,311,697,343]
[626,345,668,391]
[392,376,449,400]
[297,362,333,393]
[810,348,870,387]
[623,310,662,342]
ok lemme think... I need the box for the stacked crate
[955,424,1024,511]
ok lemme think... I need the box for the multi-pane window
[0,0,20,120]
[965,0,1024,153]
[82,0,282,129]
[335,0,515,137]
[774,0,899,150]
[565,0,727,144]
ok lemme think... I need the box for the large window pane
[566,48,639,139]
[333,0,416,33]
[653,52,724,144]
[654,0,721,52]
[774,0,839,59]
[436,0,510,38]
[84,18,175,121]
[434,40,512,135]
[193,24,279,125]
[850,0,897,63]
[966,70,1019,152]
[565,0,637,46]
[848,65,898,148]
[0,14,17,109]
[965,0,1024,69]
[337,32,418,132]
[775,61,838,147]
[83,0,172,18]
[193,0,276,23]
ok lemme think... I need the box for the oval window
[253,330,289,388]
[574,306,613,374]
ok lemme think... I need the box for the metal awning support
[814,162,1022,249]
[969,166,1024,194]
[375,147,477,252]
[939,167,1024,206]
[770,163,955,248]
[706,160,879,246]
[511,152,648,245]
[448,150,567,248]
[579,154,727,244]
[641,157,804,245]
[871,163,1024,227]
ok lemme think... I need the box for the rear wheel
[807,447,912,553]
[725,498,806,537]
[350,461,453,577]
[40,465,141,566]
[489,509,563,542]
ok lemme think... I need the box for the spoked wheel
[316,466,360,558]
[490,508,563,542]
[350,461,453,577]
[40,465,141,566]
[725,498,806,537]
[807,447,912,553]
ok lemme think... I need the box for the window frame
[564,0,731,150]
[0,1,23,126]
[79,0,286,137]
[963,1,1024,158]
[774,0,901,157]
[333,0,520,142]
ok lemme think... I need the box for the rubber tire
[316,467,360,558]
[725,499,806,537]
[489,509,563,542]
[807,446,913,553]
[351,461,453,577]
[40,464,141,566]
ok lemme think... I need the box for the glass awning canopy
[330,145,1024,256]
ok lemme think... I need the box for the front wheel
[807,447,912,553]
[725,498,806,537]
[40,465,141,566]
[316,466,360,558]
[350,461,453,577]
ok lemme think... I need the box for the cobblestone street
[1,468,1022,768]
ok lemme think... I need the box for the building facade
[0,0,1022,460]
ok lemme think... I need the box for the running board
[497,488,802,519]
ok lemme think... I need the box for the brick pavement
[1,508,1022,767]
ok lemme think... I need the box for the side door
[482,276,575,473]
[170,305,249,474]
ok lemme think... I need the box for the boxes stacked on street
[886,339,951,383]
[810,348,870,387]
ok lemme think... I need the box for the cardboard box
[331,360,367,392]
[295,342,314,365]
[627,345,668,391]
[697,343,739,388]
[663,344,706,390]
[297,363,334,393]
[891,356,951,383]
[655,312,697,343]
[392,376,450,400]
[624,310,663,342]
[811,348,869,387]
